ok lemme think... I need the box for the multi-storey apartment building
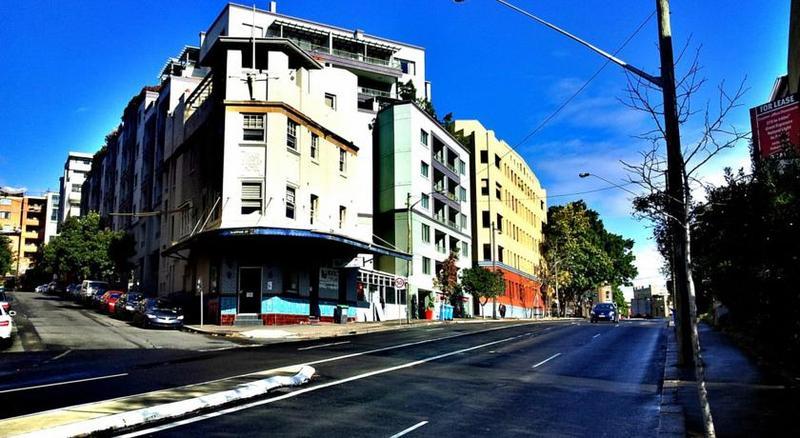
[83,2,437,325]
[454,120,547,318]
[0,188,47,277]
[375,103,473,318]
[58,152,92,227]
[43,192,59,243]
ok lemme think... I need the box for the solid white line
[532,353,562,368]
[297,341,351,351]
[119,334,526,437]
[51,349,72,361]
[0,373,128,394]
[592,333,601,339]
[389,421,429,438]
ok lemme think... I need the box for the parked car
[590,302,619,323]
[65,283,79,298]
[0,291,12,312]
[79,280,109,304]
[35,284,48,294]
[114,292,144,319]
[0,306,16,347]
[132,298,184,329]
[90,288,109,308]
[98,291,123,313]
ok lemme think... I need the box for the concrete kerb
[10,365,315,438]
[657,320,687,437]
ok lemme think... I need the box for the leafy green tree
[461,265,505,317]
[397,79,436,119]
[0,235,14,278]
[543,201,637,315]
[612,284,629,316]
[41,212,133,283]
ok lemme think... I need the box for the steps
[234,314,263,326]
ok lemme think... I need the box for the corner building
[455,120,547,318]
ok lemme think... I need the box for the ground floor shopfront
[163,227,410,326]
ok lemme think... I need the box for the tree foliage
[691,142,800,369]
[460,265,505,307]
[41,212,134,283]
[433,252,460,302]
[397,79,436,119]
[543,201,637,313]
[0,235,14,277]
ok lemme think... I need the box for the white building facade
[58,152,92,227]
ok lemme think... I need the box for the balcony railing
[433,214,463,233]
[287,37,402,70]
[358,87,392,98]
[28,205,43,213]
[185,73,213,120]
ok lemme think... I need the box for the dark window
[496,214,503,232]
[481,178,489,196]
[243,114,265,141]
[310,194,318,224]
[480,150,488,164]
[498,246,504,263]
[483,244,491,260]
[495,154,501,168]
[482,211,490,228]
[241,182,262,215]
[285,186,296,219]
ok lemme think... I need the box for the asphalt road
[120,320,666,438]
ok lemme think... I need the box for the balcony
[28,205,43,213]
[358,87,392,99]
[285,36,402,74]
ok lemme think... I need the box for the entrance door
[238,267,262,314]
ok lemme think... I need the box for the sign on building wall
[750,93,800,157]
[319,267,339,299]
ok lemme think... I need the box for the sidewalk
[663,323,799,437]
[184,317,564,342]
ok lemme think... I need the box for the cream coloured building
[454,120,548,318]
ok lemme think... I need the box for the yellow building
[1,188,47,278]
[454,120,548,318]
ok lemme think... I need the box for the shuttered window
[241,182,262,214]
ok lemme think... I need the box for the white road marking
[592,333,601,339]
[0,373,128,394]
[119,334,527,437]
[532,353,562,368]
[51,349,72,361]
[390,421,429,438]
[297,341,351,351]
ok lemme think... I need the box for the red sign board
[750,93,800,157]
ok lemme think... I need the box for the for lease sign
[750,93,800,157]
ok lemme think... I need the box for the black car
[114,292,144,319]
[590,303,619,323]
[132,298,184,329]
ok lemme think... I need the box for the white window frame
[339,149,347,173]
[242,113,265,142]
[310,133,319,160]
[287,119,298,150]
[241,181,263,215]
[285,185,296,219]
[324,93,337,110]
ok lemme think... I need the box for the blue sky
[0,1,790,289]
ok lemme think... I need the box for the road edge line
[13,366,315,438]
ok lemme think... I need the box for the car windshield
[89,282,108,288]
[595,303,614,311]
[128,293,142,302]
[147,299,179,312]
[109,293,121,299]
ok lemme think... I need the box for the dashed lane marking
[0,373,128,394]
[390,421,429,438]
[297,341,351,351]
[532,353,562,368]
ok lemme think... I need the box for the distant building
[58,152,92,227]
[43,192,59,243]
[0,188,47,278]
[631,284,671,318]
[453,120,548,318]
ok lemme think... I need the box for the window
[324,93,336,110]
[339,206,346,228]
[459,186,467,202]
[421,193,430,209]
[243,114,265,141]
[460,213,467,229]
[421,223,430,243]
[480,150,488,164]
[496,214,503,232]
[458,159,465,175]
[422,256,431,275]
[483,244,491,260]
[482,211,490,228]
[310,133,319,160]
[0,212,9,219]
[287,119,298,150]
[420,129,429,146]
[285,186,296,219]
[481,178,489,196]
[498,246,505,263]
[71,185,82,193]
[399,59,416,75]
[339,149,347,173]
[496,183,502,200]
[420,161,429,177]
[310,194,318,225]
[495,154,501,168]
[241,182,262,214]
[462,241,469,257]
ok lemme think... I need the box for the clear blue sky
[0,1,790,286]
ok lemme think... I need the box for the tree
[41,212,133,283]
[433,253,460,303]
[543,201,637,315]
[461,265,505,318]
[0,235,13,278]
[612,284,629,316]
[397,79,436,119]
